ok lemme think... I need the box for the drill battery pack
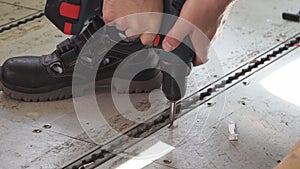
[45,0,102,35]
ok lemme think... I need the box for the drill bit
[169,101,176,127]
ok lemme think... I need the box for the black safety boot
[0,16,162,101]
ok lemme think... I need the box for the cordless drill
[45,0,195,126]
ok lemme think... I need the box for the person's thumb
[162,18,191,52]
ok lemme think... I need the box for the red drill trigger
[153,34,161,47]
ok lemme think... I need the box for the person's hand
[162,0,234,66]
[102,0,163,45]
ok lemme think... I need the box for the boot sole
[0,72,162,102]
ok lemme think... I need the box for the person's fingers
[102,0,115,24]
[139,13,162,45]
[122,15,146,38]
[162,18,191,52]
[140,33,157,45]
[193,21,221,66]
[190,29,210,66]
[124,15,157,40]
[115,23,127,31]
[125,28,141,39]
[206,25,218,41]
[106,22,115,27]
[114,19,129,31]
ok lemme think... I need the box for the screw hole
[32,129,42,133]
[163,160,172,164]
[43,124,52,129]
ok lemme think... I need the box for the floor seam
[46,130,98,145]
[0,11,44,33]
[0,0,42,11]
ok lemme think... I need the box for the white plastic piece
[228,121,238,141]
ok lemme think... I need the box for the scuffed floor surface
[0,0,300,168]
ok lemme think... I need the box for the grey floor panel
[105,49,300,169]
[0,0,299,168]
[0,0,45,11]
[0,2,38,26]
[0,117,96,169]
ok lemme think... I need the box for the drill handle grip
[160,0,195,102]
[158,0,195,64]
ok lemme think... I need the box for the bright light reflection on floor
[261,56,300,106]
[115,141,175,169]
